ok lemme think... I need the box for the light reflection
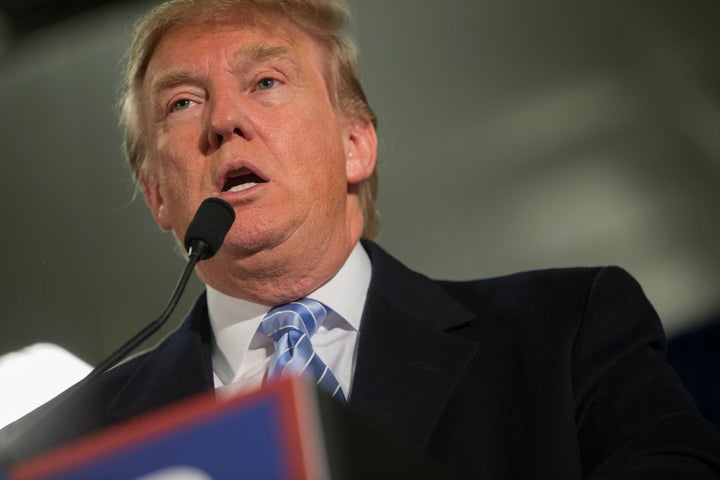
[0,343,91,429]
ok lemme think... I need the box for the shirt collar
[305,242,371,332]
[206,242,371,373]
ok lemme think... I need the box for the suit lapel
[105,293,215,420]
[352,242,479,453]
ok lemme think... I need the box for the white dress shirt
[208,242,371,400]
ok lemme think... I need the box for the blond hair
[120,0,379,239]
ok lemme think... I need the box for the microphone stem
[0,250,204,465]
[1,199,231,465]
[85,250,202,383]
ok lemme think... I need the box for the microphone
[89,197,235,379]
[184,197,236,260]
[0,198,235,464]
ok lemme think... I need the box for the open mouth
[222,169,267,193]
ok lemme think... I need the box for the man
[2,0,720,478]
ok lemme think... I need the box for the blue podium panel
[11,378,325,480]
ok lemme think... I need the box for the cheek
[275,104,346,179]
[154,125,203,186]
[153,145,205,224]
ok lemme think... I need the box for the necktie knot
[259,298,346,402]
[259,299,328,341]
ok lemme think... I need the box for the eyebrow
[233,43,297,69]
[149,43,300,101]
[150,70,202,101]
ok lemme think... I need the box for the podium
[4,378,446,479]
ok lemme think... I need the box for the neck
[197,217,363,306]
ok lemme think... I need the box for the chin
[216,224,286,258]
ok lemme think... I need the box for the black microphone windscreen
[183,197,235,259]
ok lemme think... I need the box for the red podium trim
[11,377,324,480]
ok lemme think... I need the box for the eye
[257,78,277,90]
[171,98,194,111]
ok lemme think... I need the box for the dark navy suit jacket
[667,316,720,426]
[3,241,720,478]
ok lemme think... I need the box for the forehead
[146,16,325,77]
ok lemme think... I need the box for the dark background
[1,0,719,365]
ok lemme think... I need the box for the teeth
[228,182,257,193]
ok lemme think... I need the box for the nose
[206,87,250,150]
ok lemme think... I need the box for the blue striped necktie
[259,298,346,403]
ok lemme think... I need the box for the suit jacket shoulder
[354,241,720,479]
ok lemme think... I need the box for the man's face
[140,17,375,290]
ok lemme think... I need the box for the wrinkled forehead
[144,8,326,76]
[144,14,334,97]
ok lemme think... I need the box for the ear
[344,118,377,184]
[139,168,173,231]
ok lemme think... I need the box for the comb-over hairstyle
[120,0,379,239]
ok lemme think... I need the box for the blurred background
[0,0,718,408]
